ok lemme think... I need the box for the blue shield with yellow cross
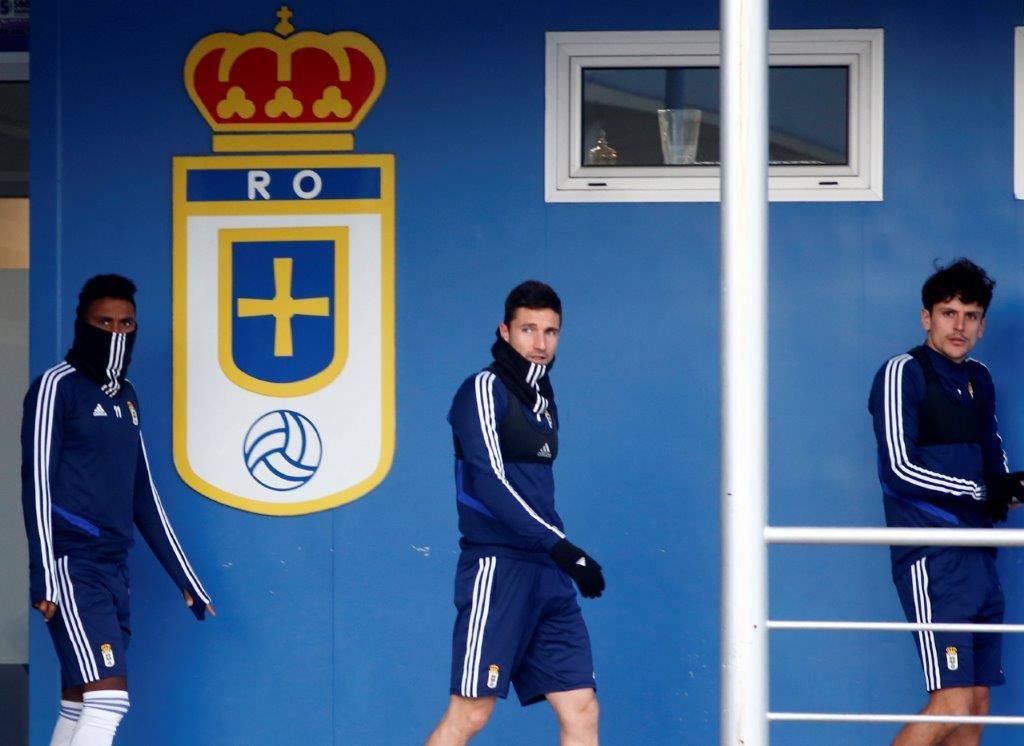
[220,227,347,395]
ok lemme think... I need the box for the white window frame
[1015,28,1023,199]
[545,30,884,202]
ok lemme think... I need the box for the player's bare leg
[83,676,128,693]
[547,688,599,746]
[939,686,989,746]
[426,695,496,746]
[892,686,975,746]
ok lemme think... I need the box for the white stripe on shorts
[56,557,99,682]
[911,558,941,691]
[461,557,496,697]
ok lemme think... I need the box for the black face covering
[489,331,555,419]
[65,318,136,397]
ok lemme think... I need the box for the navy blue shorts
[47,555,131,688]
[894,549,1005,691]
[449,553,596,706]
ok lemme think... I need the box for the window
[0,52,28,199]
[1015,27,1023,199]
[545,30,884,202]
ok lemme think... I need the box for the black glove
[986,499,1010,524]
[984,471,1024,523]
[549,539,605,598]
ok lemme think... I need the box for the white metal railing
[768,713,1024,726]
[770,620,1024,633]
[767,526,1024,547]
[763,526,1024,730]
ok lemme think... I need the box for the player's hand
[986,471,1024,503]
[986,498,1010,523]
[33,600,56,622]
[549,539,606,598]
[182,588,216,620]
[984,472,1024,524]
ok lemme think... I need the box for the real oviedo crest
[173,7,394,515]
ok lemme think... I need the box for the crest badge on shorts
[173,7,394,515]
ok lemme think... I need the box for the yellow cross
[274,5,295,37]
[237,257,328,357]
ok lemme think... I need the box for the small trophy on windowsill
[587,130,619,165]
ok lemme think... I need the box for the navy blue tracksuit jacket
[21,362,208,607]
[868,346,1008,579]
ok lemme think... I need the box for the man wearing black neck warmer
[428,281,604,746]
[20,274,213,746]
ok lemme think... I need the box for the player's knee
[929,686,974,716]
[77,689,131,738]
[562,693,600,732]
[452,698,494,735]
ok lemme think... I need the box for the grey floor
[0,664,28,745]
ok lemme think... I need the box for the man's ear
[499,323,510,342]
[920,307,932,332]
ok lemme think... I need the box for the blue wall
[28,0,1024,743]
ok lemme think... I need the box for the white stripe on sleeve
[32,363,72,602]
[138,434,210,602]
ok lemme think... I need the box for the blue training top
[448,369,566,561]
[21,362,209,608]
[868,345,1008,580]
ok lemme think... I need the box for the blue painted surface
[28,0,1024,743]
[230,240,335,383]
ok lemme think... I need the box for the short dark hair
[503,280,562,326]
[76,274,137,319]
[921,258,995,314]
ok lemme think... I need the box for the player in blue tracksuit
[21,275,213,746]
[428,281,605,746]
[868,260,1024,746]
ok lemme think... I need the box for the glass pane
[581,66,848,167]
[0,82,28,197]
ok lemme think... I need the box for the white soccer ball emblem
[243,410,322,491]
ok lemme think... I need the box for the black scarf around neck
[66,318,136,397]
[490,333,555,418]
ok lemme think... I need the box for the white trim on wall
[545,29,884,203]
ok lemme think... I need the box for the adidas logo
[575,557,587,567]
[537,443,552,458]
[92,404,107,417]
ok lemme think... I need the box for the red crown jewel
[184,6,386,149]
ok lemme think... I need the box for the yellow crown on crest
[183,6,387,152]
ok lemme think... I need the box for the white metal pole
[720,0,769,740]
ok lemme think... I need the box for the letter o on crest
[292,170,323,200]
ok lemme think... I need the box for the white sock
[49,700,83,746]
[69,690,130,746]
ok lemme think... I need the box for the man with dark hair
[21,274,213,746]
[428,280,604,745]
[868,259,1024,745]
